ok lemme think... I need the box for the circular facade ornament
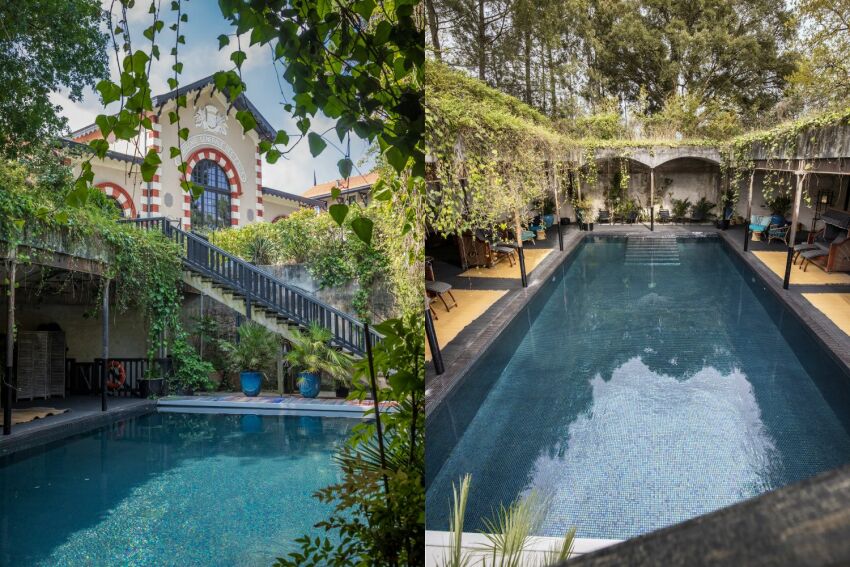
[164,192,174,207]
[247,208,255,221]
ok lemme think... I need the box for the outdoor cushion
[794,242,817,252]
[749,215,771,232]
[801,249,829,260]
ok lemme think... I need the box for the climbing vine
[0,158,187,375]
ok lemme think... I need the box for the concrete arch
[96,182,137,218]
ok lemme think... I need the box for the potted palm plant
[219,322,280,397]
[284,323,352,399]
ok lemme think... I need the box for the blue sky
[50,0,375,195]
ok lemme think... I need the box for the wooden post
[553,162,564,251]
[514,210,527,287]
[650,168,655,232]
[744,170,755,251]
[363,323,389,494]
[425,305,444,375]
[783,172,805,290]
[3,252,16,435]
[101,279,110,412]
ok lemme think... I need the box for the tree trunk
[425,0,441,60]
[477,0,486,81]
[524,28,532,104]
[548,44,556,113]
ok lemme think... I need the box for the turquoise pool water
[0,412,352,566]
[426,237,850,540]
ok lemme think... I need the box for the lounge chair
[800,234,850,272]
[658,209,671,223]
[797,209,850,271]
[425,259,458,312]
[598,209,611,224]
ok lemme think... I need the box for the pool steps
[624,236,680,265]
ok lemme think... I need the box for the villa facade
[65,76,321,229]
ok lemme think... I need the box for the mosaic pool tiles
[0,412,353,566]
[427,239,850,540]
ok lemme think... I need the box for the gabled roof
[261,187,323,207]
[151,75,276,141]
[68,74,277,143]
[303,172,380,199]
[60,138,142,165]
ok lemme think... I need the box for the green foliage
[169,334,215,393]
[284,324,353,382]
[692,196,717,219]
[211,207,394,320]
[0,0,107,158]
[671,197,692,220]
[640,93,744,140]
[276,314,424,566]
[563,111,626,140]
[765,192,794,217]
[0,157,184,365]
[426,61,555,240]
[787,0,850,112]
[440,475,576,567]
[219,321,281,373]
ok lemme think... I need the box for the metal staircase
[624,236,680,266]
[122,218,379,356]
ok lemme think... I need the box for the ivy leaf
[385,146,407,173]
[328,203,349,226]
[95,115,113,137]
[169,146,181,158]
[274,130,289,145]
[307,132,327,157]
[89,138,110,159]
[235,110,257,133]
[351,217,373,246]
[337,158,353,178]
[96,80,122,105]
[266,149,281,164]
[178,127,189,140]
[230,50,247,69]
[218,34,230,49]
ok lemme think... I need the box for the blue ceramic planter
[770,214,787,227]
[542,214,555,228]
[298,372,321,398]
[240,371,262,397]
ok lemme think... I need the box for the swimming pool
[0,412,352,566]
[426,236,850,540]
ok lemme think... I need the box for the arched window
[191,159,231,230]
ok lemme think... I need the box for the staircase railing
[120,217,379,355]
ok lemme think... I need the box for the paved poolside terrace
[0,391,386,457]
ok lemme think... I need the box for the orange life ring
[107,360,126,391]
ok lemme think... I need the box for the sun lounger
[658,209,671,223]
[598,209,611,224]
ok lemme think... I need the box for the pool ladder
[624,237,680,266]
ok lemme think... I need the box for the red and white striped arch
[96,182,137,219]
[183,148,243,229]
[255,146,264,219]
